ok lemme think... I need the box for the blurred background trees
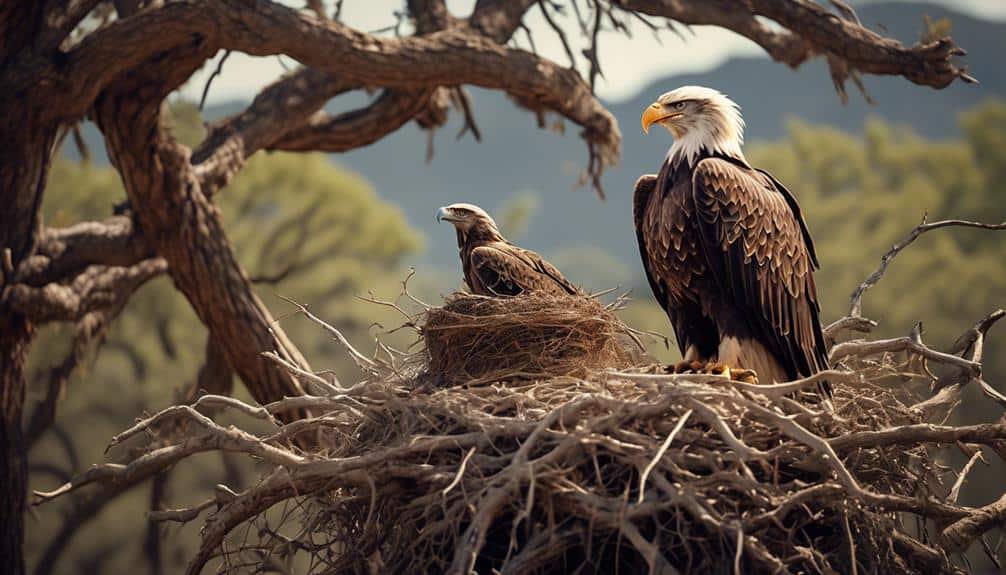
[3,0,998,572]
[25,98,1006,573]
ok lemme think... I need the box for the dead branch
[276,296,379,375]
[269,88,436,154]
[261,351,341,396]
[948,450,985,504]
[830,423,1006,452]
[849,217,1006,317]
[148,498,218,524]
[941,493,1006,553]
[3,259,165,324]
[24,293,131,448]
[910,308,1004,417]
[14,217,152,287]
[57,0,619,195]
[829,336,981,374]
[823,315,877,343]
[193,68,357,194]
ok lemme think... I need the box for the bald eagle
[437,203,580,297]
[636,86,829,396]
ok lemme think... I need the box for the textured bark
[4,260,166,324]
[93,53,309,413]
[0,314,30,575]
[14,217,152,287]
[193,68,356,194]
[0,121,56,575]
[1,29,78,572]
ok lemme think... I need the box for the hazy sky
[178,0,1006,106]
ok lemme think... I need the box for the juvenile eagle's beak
[436,206,452,223]
[641,102,674,134]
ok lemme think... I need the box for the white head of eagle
[640,85,746,167]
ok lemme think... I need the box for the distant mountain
[325,3,1003,282]
[71,3,1005,288]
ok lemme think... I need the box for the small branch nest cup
[421,292,642,384]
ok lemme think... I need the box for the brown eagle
[636,86,829,394]
[437,203,579,297]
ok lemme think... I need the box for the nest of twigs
[422,292,641,384]
[36,296,1006,575]
[293,365,940,575]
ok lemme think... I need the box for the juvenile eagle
[636,86,829,394]
[437,203,579,297]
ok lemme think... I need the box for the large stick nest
[306,365,932,574]
[35,294,1006,575]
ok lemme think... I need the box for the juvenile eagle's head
[640,85,745,166]
[436,203,504,244]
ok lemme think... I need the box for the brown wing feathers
[467,243,579,297]
[633,173,721,359]
[691,157,828,379]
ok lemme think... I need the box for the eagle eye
[672,101,687,110]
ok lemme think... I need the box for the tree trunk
[94,71,309,413]
[0,313,30,575]
[0,126,56,575]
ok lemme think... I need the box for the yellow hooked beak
[641,102,679,134]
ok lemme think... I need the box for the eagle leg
[705,363,759,384]
[667,360,708,374]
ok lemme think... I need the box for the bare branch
[823,315,877,343]
[269,88,435,153]
[910,309,1004,417]
[948,450,985,504]
[638,408,692,502]
[830,423,1006,452]
[829,336,982,375]
[34,407,302,505]
[276,295,379,375]
[148,498,217,524]
[14,217,152,287]
[193,68,356,194]
[849,217,1006,317]
[3,258,165,324]
[261,351,342,395]
[64,0,617,150]
[610,0,973,100]
[940,493,1006,553]
[470,0,538,42]
[747,0,972,88]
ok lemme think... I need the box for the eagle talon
[666,360,708,374]
[706,363,729,377]
[731,368,759,384]
[701,364,758,384]
[668,360,698,374]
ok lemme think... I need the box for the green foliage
[163,98,206,147]
[494,190,540,240]
[44,159,126,225]
[550,244,632,289]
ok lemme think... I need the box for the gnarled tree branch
[2,259,166,324]
[849,217,1006,317]
[14,217,151,287]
